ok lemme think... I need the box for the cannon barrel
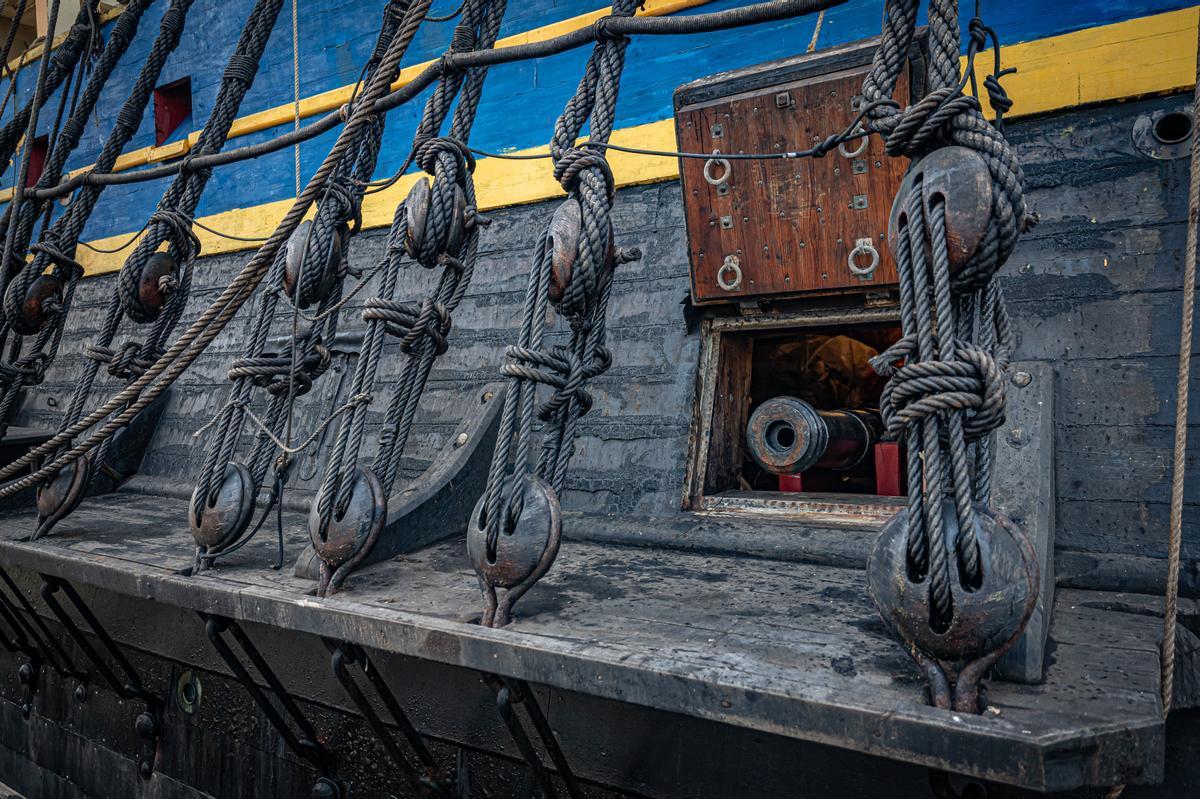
[746,396,882,475]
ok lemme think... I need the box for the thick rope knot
[28,242,84,278]
[223,52,259,87]
[149,208,202,261]
[228,343,332,398]
[86,339,160,380]
[967,18,1015,118]
[449,21,476,52]
[178,152,214,182]
[502,343,599,420]
[881,87,981,158]
[873,336,1006,442]
[322,181,363,231]
[363,296,453,355]
[0,351,50,387]
[553,147,614,200]
[414,135,473,176]
[592,15,631,44]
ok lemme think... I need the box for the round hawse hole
[1153,111,1193,145]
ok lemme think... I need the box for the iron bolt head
[1007,427,1028,447]
[311,777,341,799]
[138,759,154,780]
[17,663,32,684]
[74,683,88,703]
[135,711,157,740]
[1011,371,1032,388]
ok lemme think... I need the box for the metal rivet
[1006,428,1027,447]
[1011,371,1032,388]
[455,433,470,448]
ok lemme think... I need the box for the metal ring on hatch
[848,238,880,278]
[703,150,732,186]
[716,254,742,291]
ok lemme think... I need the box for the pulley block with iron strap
[188,461,256,552]
[404,177,467,263]
[130,252,181,322]
[283,219,344,309]
[11,273,67,336]
[309,466,386,597]
[888,147,993,273]
[467,474,562,628]
[547,197,615,305]
[34,457,92,539]
[746,396,882,475]
[867,501,1039,712]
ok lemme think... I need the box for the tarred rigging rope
[0,0,843,500]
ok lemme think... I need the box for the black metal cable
[23,0,845,203]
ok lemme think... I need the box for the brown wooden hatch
[675,37,923,305]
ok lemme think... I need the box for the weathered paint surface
[9,91,1197,594]
[0,0,1193,255]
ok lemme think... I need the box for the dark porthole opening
[742,324,904,496]
[1153,110,1193,145]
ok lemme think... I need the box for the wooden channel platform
[0,491,1172,794]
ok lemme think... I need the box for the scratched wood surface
[0,491,1167,792]
[677,53,909,303]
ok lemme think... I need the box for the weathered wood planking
[0,491,1166,792]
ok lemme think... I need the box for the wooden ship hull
[0,1,1195,797]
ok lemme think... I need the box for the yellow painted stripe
[975,6,1198,118]
[0,0,713,205]
[52,6,1200,276]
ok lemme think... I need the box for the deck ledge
[0,495,1167,792]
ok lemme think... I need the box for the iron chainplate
[467,474,561,627]
[310,466,386,595]
[189,461,256,551]
[866,499,1039,709]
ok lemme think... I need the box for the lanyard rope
[30,0,287,541]
[187,0,434,572]
[863,0,1039,715]
[466,0,645,629]
[306,0,507,595]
